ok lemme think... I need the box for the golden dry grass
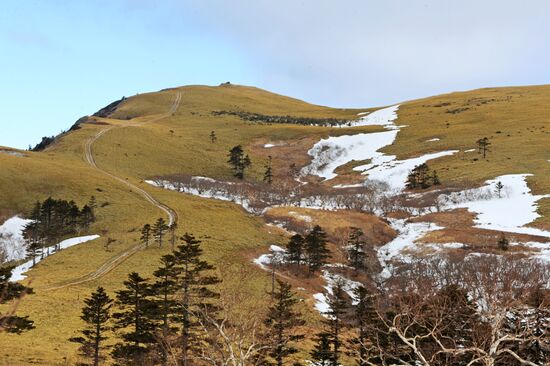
[1,83,550,364]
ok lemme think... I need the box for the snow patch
[350,105,400,129]
[439,174,550,238]
[377,219,443,279]
[0,216,33,262]
[426,138,440,142]
[10,235,100,282]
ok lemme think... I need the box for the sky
[1,0,550,149]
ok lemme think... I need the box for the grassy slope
[1,83,549,364]
[0,85,361,365]
[386,85,550,229]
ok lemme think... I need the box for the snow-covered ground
[10,235,100,282]
[354,150,458,191]
[302,104,458,191]
[377,219,443,279]
[350,105,400,129]
[426,138,441,142]
[301,130,398,180]
[439,174,550,238]
[0,216,33,262]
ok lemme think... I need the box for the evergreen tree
[498,234,509,251]
[305,226,330,274]
[140,224,152,248]
[347,227,366,270]
[476,137,491,159]
[88,195,98,210]
[322,283,349,366]
[227,145,251,179]
[264,155,274,184]
[0,266,34,334]
[173,233,221,365]
[168,222,178,250]
[151,254,181,365]
[80,204,95,229]
[210,130,217,143]
[311,333,332,366]
[264,280,305,366]
[495,181,504,198]
[431,170,441,186]
[286,234,305,265]
[112,272,157,365]
[153,218,169,248]
[70,287,113,366]
[349,286,385,366]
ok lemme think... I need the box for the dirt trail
[44,92,181,291]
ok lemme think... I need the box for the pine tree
[322,283,349,366]
[264,155,273,184]
[140,224,152,248]
[80,204,95,229]
[495,181,504,198]
[347,227,366,270]
[151,254,181,365]
[70,287,113,366]
[227,145,251,179]
[498,234,509,251]
[168,222,178,250]
[305,225,330,274]
[431,170,441,186]
[350,286,379,366]
[173,233,221,365]
[153,218,169,248]
[0,266,34,334]
[286,234,305,265]
[476,137,491,159]
[88,196,97,210]
[210,130,217,143]
[111,272,157,365]
[311,333,332,366]
[264,281,305,366]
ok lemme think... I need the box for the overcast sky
[2,0,550,149]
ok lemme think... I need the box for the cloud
[172,0,550,106]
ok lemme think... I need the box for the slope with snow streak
[0,216,33,262]
[10,235,100,282]
[439,174,550,238]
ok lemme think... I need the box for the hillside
[1,83,549,365]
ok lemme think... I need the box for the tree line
[22,197,96,264]
[212,110,352,127]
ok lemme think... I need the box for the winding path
[44,92,181,290]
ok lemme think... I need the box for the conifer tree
[264,155,273,184]
[151,254,181,365]
[305,225,330,274]
[350,286,384,366]
[112,272,157,365]
[140,224,152,248]
[286,234,305,265]
[264,280,305,366]
[311,333,332,366]
[153,218,169,248]
[88,195,97,210]
[495,181,504,198]
[431,170,441,186]
[168,222,178,250]
[322,283,349,366]
[498,234,509,251]
[347,227,366,270]
[227,145,251,179]
[0,266,34,334]
[477,137,491,159]
[173,233,221,365]
[80,204,95,229]
[70,287,113,366]
[210,130,217,143]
